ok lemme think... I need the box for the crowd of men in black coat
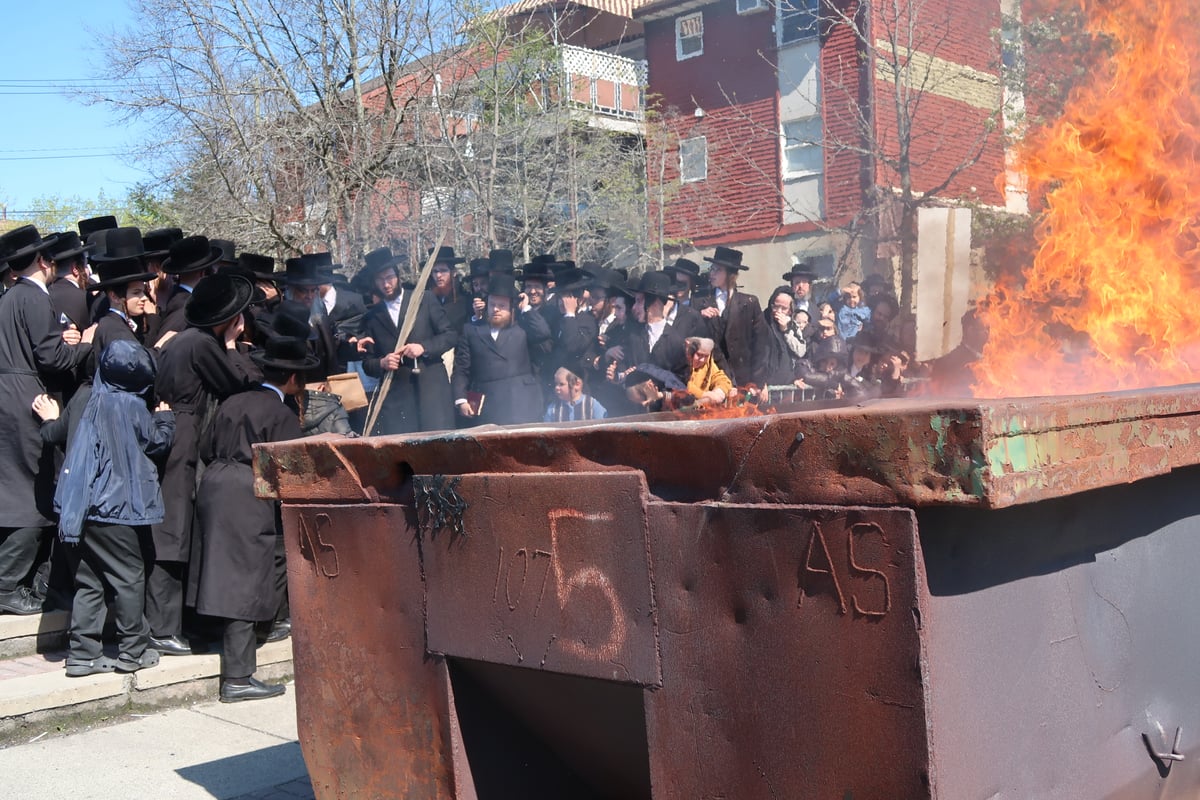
[0,216,952,698]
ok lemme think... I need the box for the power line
[0,153,131,161]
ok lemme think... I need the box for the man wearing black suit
[424,247,471,334]
[623,271,690,384]
[47,233,94,331]
[0,226,95,614]
[453,274,549,426]
[700,247,768,387]
[360,246,457,434]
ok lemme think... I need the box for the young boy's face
[554,375,578,402]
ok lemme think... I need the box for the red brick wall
[821,1,868,226]
[869,0,1006,204]
[644,1,783,246]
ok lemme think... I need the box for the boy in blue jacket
[34,340,175,676]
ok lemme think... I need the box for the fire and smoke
[972,0,1200,397]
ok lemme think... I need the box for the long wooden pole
[363,230,447,436]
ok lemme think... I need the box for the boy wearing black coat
[191,331,315,702]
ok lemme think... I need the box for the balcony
[559,44,647,133]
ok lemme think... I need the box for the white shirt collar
[322,285,337,314]
[261,383,286,402]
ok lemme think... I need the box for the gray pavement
[0,681,313,800]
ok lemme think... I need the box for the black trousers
[221,619,257,680]
[69,523,151,661]
[145,560,186,638]
[272,532,288,622]
[0,526,46,592]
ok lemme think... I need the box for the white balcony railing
[559,44,647,121]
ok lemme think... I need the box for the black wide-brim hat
[1,225,57,262]
[251,332,321,372]
[782,264,817,282]
[284,253,334,286]
[77,216,118,239]
[555,266,591,293]
[468,257,492,279]
[362,246,402,277]
[663,257,701,280]
[489,249,515,274]
[92,227,145,263]
[142,227,184,259]
[92,258,157,291]
[486,273,520,299]
[431,245,466,265]
[216,264,268,304]
[48,231,95,263]
[636,270,675,300]
[162,235,222,275]
[185,273,254,328]
[238,252,280,283]
[704,246,748,271]
[520,266,554,284]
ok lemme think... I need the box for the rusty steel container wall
[258,384,1200,799]
[282,504,458,799]
[256,384,1200,510]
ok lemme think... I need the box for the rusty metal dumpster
[256,386,1200,798]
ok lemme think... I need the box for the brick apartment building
[633,0,1010,300]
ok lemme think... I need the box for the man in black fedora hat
[782,261,818,314]
[151,272,259,653]
[465,256,492,323]
[453,273,548,426]
[191,324,313,703]
[0,225,96,614]
[47,232,95,331]
[626,270,690,383]
[142,227,184,316]
[701,246,768,387]
[663,256,701,309]
[359,246,457,434]
[157,235,224,340]
[426,246,469,333]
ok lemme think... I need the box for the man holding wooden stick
[359,246,457,435]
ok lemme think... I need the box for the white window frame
[779,0,820,46]
[679,136,708,183]
[736,0,768,14]
[675,12,704,61]
[781,116,824,179]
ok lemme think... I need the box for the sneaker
[0,587,42,615]
[65,656,118,677]
[116,648,161,673]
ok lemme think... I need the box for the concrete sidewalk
[0,683,313,800]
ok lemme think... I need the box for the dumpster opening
[447,657,652,800]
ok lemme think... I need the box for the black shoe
[149,635,192,656]
[0,587,42,615]
[220,677,286,703]
[265,619,291,643]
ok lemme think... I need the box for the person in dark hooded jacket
[32,340,175,677]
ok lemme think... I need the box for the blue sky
[0,1,151,219]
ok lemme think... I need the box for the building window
[736,0,767,14]
[679,136,707,182]
[779,0,820,45]
[782,116,823,177]
[676,13,703,61]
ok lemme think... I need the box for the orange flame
[973,0,1200,397]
